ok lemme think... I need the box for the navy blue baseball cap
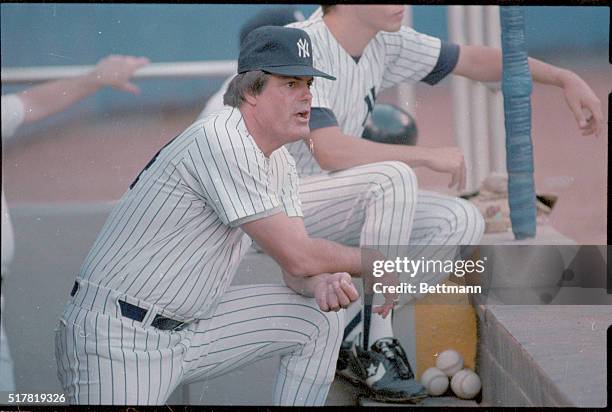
[238,26,336,80]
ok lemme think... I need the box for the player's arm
[453,45,602,137]
[310,126,466,190]
[18,54,149,124]
[241,213,363,277]
[241,213,395,317]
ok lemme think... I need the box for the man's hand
[368,270,400,319]
[313,272,359,312]
[559,70,603,138]
[88,54,150,95]
[18,54,151,124]
[362,249,401,319]
[419,146,466,191]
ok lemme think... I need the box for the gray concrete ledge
[476,304,609,407]
[476,226,608,407]
[481,225,576,245]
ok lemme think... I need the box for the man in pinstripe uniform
[282,4,602,401]
[200,6,478,401]
[55,26,401,406]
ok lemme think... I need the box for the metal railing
[1,60,237,84]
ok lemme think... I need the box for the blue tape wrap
[501,6,536,239]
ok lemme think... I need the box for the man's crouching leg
[181,284,345,406]
[272,293,345,406]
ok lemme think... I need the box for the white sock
[367,308,394,347]
[342,296,395,348]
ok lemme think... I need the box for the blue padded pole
[500,6,536,239]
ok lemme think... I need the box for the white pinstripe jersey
[285,15,443,176]
[78,106,302,320]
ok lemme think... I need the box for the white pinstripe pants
[298,161,484,308]
[55,280,344,406]
[300,161,483,248]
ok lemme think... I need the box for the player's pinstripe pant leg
[299,161,418,321]
[181,284,344,406]
[298,161,484,310]
[300,161,419,251]
[410,190,484,246]
[55,280,189,405]
[56,281,342,405]
[404,190,484,295]
[300,162,483,249]
[299,162,483,259]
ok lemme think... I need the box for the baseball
[420,367,449,396]
[450,369,482,399]
[435,349,464,377]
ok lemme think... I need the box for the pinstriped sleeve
[380,27,442,90]
[182,125,282,227]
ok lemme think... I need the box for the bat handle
[362,293,374,349]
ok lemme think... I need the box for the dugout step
[325,374,480,407]
[476,304,609,407]
[474,225,609,407]
[358,396,479,407]
[481,224,576,245]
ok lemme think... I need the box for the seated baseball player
[197,5,603,404]
[54,26,400,406]
[284,4,602,402]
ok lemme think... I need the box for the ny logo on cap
[297,38,310,58]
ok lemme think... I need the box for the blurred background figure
[1,54,149,391]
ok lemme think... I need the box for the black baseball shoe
[336,337,428,403]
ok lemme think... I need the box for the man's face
[253,74,313,143]
[353,5,405,33]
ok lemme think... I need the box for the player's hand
[369,270,400,319]
[88,54,150,95]
[423,147,466,191]
[313,272,359,312]
[361,254,400,319]
[560,70,603,138]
